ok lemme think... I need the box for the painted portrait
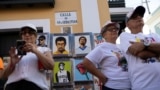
[37,33,49,47]
[53,60,72,83]
[52,34,70,56]
[73,58,93,81]
[74,34,92,55]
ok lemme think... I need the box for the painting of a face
[56,40,66,52]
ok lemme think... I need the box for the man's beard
[80,43,85,46]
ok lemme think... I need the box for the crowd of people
[0,5,160,90]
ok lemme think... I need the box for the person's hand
[23,43,37,53]
[9,47,22,66]
[99,75,108,85]
[129,41,145,55]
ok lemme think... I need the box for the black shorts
[5,79,43,90]
[102,85,130,90]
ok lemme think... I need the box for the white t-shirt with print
[85,42,131,89]
[119,32,160,90]
[6,46,51,90]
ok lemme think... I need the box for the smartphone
[16,40,26,55]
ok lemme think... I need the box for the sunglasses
[20,30,36,35]
[39,39,44,41]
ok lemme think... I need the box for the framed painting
[50,33,72,57]
[61,26,72,34]
[93,33,104,48]
[53,59,72,84]
[73,32,94,56]
[73,58,93,81]
[36,33,50,48]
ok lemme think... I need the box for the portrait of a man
[53,36,69,55]
[75,35,91,54]
[37,35,48,47]
[53,61,71,83]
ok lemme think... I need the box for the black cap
[126,6,145,22]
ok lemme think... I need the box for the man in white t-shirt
[82,21,131,90]
[119,6,160,90]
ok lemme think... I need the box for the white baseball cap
[100,20,120,35]
[21,23,37,32]
[126,6,145,22]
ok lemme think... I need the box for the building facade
[146,5,160,34]
[0,0,110,33]
[0,0,110,57]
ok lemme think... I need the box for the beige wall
[97,0,111,27]
[0,0,110,33]
[53,0,83,33]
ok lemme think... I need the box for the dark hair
[55,37,66,45]
[38,35,46,40]
[58,62,65,67]
[79,36,87,42]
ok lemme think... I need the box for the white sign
[55,12,77,25]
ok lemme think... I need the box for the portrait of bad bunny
[51,34,70,55]
[74,33,92,55]
[36,33,50,47]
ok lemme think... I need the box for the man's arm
[137,50,158,59]
[147,43,160,54]
[128,42,158,59]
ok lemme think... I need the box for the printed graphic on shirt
[111,50,128,71]
[135,36,142,42]
[134,36,155,43]
[134,36,159,63]
[142,57,160,63]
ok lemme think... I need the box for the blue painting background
[73,58,93,81]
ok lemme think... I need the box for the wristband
[144,37,151,49]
